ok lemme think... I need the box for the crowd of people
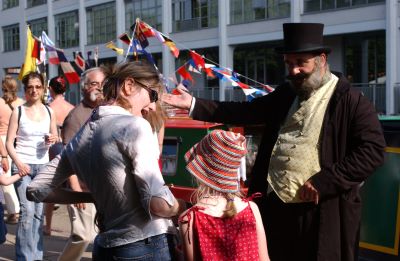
[0,22,385,261]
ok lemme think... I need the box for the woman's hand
[45,133,58,145]
[16,162,31,177]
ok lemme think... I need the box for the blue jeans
[13,163,44,261]
[93,233,176,261]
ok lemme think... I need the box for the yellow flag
[105,41,124,56]
[18,26,36,80]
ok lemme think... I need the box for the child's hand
[16,162,30,177]
[1,157,9,172]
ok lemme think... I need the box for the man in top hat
[162,23,386,261]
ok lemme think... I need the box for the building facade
[0,0,398,114]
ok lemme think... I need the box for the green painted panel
[161,125,226,187]
[360,152,400,248]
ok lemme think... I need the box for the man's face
[83,70,105,104]
[284,53,325,98]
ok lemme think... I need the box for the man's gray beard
[290,66,331,100]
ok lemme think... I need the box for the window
[230,0,290,24]
[304,0,385,13]
[28,17,47,37]
[87,2,116,45]
[234,42,285,86]
[125,0,162,31]
[3,24,20,52]
[2,0,18,9]
[344,32,385,84]
[55,11,79,48]
[27,0,46,8]
[172,0,218,32]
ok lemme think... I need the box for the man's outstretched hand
[161,84,193,110]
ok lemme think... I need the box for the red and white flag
[58,51,80,84]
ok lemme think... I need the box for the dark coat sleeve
[191,84,295,126]
[311,89,386,199]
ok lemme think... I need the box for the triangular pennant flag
[36,40,46,74]
[74,52,86,73]
[261,83,275,93]
[39,40,46,64]
[187,59,201,74]
[31,36,41,59]
[190,51,205,71]
[105,41,124,55]
[177,64,193,83]
[86,51,93,69]
[60,62,80,84]
[118,33,131,45]
[136,29,149,48]
[41,31,55,47]
[57,50,80,83]
[163,35,179,58]
[41,31,59,64]
[19,26,36,80]
[138,21,156,38]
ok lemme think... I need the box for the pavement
[0,205,92,261]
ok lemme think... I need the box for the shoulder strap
[17,106,21,127]
[44,105,51,119]
[7,103,14,111]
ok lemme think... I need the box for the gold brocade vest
[267,74,339,203]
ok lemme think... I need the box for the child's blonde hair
[191,181,244,218]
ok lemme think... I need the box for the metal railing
[186,83,399,115]
[352,83,386,114]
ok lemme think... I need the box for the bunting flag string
[117,18,273,99]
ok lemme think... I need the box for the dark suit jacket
[191,72,386,261]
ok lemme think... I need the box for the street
[0,205,92,260]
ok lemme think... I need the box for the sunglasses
[135,80,158,103]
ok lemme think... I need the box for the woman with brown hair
[27,61,185,260]
[0,75,24,224]
[6,71,58,261]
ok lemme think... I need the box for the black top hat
[275,23,331,54]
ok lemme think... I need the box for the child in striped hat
[178,130,270,261]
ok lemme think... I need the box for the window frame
[2,23,20,52]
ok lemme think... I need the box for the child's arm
[179,209,194,261]
[0,172,22,186]
[0,138,9,173]
[250,201,270,261]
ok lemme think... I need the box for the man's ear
[320,53,327,67]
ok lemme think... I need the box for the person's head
[102,61,162,117]
[22,71,45,103]
[80,67,106,106]
[276,23,332,99]
[48,75,66,98]
[2,75,19,104]
[185,130,247,217]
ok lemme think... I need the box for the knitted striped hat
[184,130,247,193]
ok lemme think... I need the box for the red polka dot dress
[186,202,259,261]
